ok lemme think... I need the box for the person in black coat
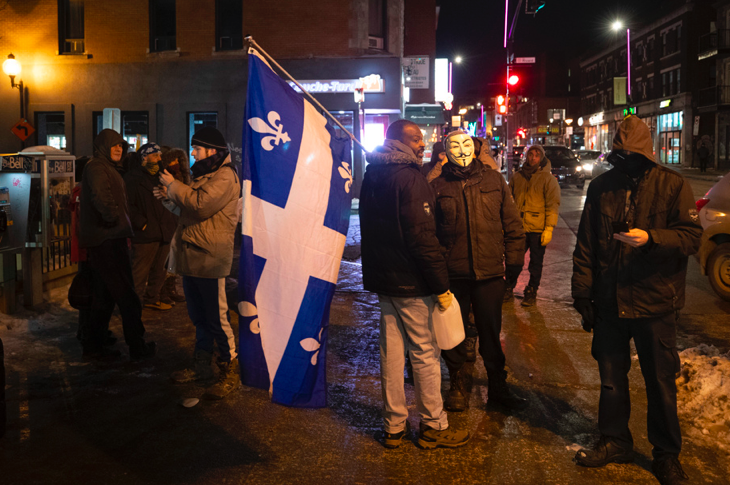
[125,143,178,311]
[572,116,701,483]
[80,129,156,360]
[430,130,526,412]
[360,120,469,450]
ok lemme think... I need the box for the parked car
[543,145,585,189]
[574,150,603,178]
[696,172,730,301]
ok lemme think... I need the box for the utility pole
[504,0,523,181]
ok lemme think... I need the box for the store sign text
[659,99,672,108]
[288,75,384,94]
[589,112,605,126]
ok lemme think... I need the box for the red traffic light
[508,75,520,85]
[499,105,507,114]
[497,95,505,105]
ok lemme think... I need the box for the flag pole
[245,36,368,153]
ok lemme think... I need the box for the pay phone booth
[0,147,75,313]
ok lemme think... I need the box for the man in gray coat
[157,127,240,400]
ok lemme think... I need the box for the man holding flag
[360,120,470,450]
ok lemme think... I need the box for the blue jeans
[183,276,237,362]
[378,295,448,433]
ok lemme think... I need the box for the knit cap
[191,127,227,150]
[138,143,161,158]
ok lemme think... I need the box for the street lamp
[612,21,631,101]
[455,56,463,64]
[2,53,25,119]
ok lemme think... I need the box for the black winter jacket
[571,164,702,318]
[79,129,133,248]
[431,160,525,280]
[124,166,178,244]
[360,140,449,297]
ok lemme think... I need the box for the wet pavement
[1,171,730,484]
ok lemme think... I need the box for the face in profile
[445,133,475,167]
[402,125,426,161]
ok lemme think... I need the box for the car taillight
[696,198,710,211]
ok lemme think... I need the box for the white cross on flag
[238,53,352,407]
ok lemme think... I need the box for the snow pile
[676,344,730,454]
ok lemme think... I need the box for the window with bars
[149,0,176,52]
[216,0,243,51]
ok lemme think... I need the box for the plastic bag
[68,266,94,310]
[431,298,465,350]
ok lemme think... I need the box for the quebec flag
[238,53,352,408]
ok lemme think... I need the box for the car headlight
[582,163,593,172]
[575,165,582,172]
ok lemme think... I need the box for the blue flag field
[238,53,352,408]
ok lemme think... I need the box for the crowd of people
[71,126,240,400]
[360,116,700,485]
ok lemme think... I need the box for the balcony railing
[699,30,730,59]
[698,85,730,109]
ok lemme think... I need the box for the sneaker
[144,301,173,311]
[521,286,537,307]
[203,360,240,400]
[383,421,411,449]
[503,287,514,302]
[130,341,157,361]
[574,436,634,468]
[171,351,214,383]
[417,423,470,449]
[652,456,689,485]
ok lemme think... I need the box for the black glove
[573,298,595,333]
[505,264,522,284]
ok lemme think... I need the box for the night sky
[435,0,689,104]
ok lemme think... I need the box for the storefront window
[362,114,389,153]
[35,112,66,150]
[658,111,683,164]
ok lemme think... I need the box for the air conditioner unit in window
[368,36,384,49]
[65,39,85,54]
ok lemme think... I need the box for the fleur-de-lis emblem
[238,301,260,334]
[338,162,352,193]
[248,111,291,151]
[300,328,324,365]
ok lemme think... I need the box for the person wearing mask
[157,148,191,306]
[430,130,526,412]
[505,144,561,307]
[157,127,240,400]
[360,119,469,450]
[79,129,156,361]
[125,143,178,311]
[572,115,702,485]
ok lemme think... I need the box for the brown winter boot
[203,359,240,400]
[444,367,468,412]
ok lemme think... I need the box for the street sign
[0,154,34,172]
[515,57,536,64]
[10,119,34,141]
[402,57,430,89]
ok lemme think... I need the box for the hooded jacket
[166,153,239,279]
[360,139,449,297]
[509,144,561,233]
[79,129,134,248]
[124,165,178,245]
[430,158,525,280]
[572,115,702,318]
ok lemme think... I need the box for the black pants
[1,336,5,437]
[442,277,506,374]
[87,238,146,351]
[506,232,546,290]
[699,156,708,173]
[592,310,682,459]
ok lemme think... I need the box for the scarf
[144,160,160,176]
[443,159,479,180]
[191,149,230,179]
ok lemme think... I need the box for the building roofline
[579,2,694,68]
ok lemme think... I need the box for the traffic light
[517,128,526,138]
[508,75,520,86]
[496,95,507,114]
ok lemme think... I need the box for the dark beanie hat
[191,127,227,150]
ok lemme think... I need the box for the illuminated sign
[287,75,384,94]
[659,99,672,108]
[589,112,605,126]
[434,58,450,102]
[622,107,637,117]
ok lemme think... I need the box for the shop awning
[404,104,446,124]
